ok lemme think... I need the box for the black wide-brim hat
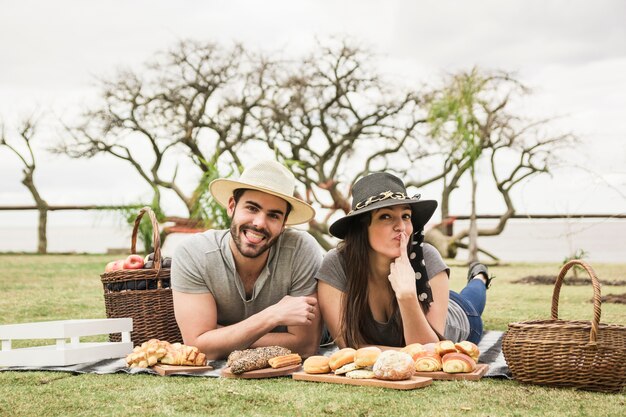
[329,172,438,239]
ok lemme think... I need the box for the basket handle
[130,207,163,279]
[551,260,601,344]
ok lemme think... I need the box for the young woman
[316,172,492,348]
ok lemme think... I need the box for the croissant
[414,351,443,372]
[441,352,476,373]
[126,339,168,368]
[161,342,207,366]
[400,343,426,361]
[434,340,457,356]
[454,341,480,363]
[126,339,207,368]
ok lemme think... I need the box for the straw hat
[209,160,315,225]
[329,172,437,238]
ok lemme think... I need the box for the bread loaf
[372,350,415,381]
[227,346,291,374]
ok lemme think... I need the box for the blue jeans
[449,279,487,344]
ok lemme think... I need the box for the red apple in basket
[105,260,125,272]
[123,254,145,270]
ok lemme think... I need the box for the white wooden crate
[0,318,133,367]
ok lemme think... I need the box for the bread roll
[372,350,415,381]
[434,340,457,356]
[303,355,331,374]
[414,351,442,372]
[441,352,476,373]
[329,348,356,371]
[455,341,480,362]
[400,343,426,361]
[354,346,381,367]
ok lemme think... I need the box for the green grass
[1,254,625,416]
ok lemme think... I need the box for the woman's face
[367,204,413,260]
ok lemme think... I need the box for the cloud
[1,0,625,227]
[391,0,626,68]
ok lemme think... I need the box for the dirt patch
[514,275,626,286]
[600,293,626,304]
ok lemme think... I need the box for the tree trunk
[425,228,457,259]
[22,171,49,254]
[37,207,48,254]
[467,169,478,263]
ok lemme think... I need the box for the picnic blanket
[0,330,511,378]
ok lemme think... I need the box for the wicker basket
[502,260,626,393]
[100,207,182,346]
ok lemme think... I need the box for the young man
[171,160,323,360]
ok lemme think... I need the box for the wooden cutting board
[222,363,302,379]
[292,371,432,390]
[153,364,214,376]
[413,363,489,380]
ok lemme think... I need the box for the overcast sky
[1,0,625,228]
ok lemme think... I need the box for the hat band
[348,191,421,215]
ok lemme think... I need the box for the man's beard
[229,221,280,258]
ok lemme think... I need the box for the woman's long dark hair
[338,212,439,347]
[338,213,404,347]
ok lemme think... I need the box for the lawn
[0,254,624,416]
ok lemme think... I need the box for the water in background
[0,215,624,263]
[451,218,625,263]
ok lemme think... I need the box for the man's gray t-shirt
[172,228,322,328]
[315,243,470,343]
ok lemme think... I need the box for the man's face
[228,190,289,259]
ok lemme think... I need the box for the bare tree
[416,68,576,260]
[56,40,272,226]
[1,117,49,253]
[259,39,430,248]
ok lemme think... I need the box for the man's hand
[267,295,318,326]
[388,233,417,300]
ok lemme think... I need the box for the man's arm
[173,289,318,360]
[250,292,322,357]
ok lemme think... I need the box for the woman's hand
[388,233,418,301]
